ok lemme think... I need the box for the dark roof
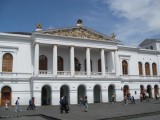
[6,32,32,35]
[139,39,160,47]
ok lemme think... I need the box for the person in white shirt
[15,97,22,112]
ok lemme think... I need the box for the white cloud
[102,0,160,45]
[107,0,160,30]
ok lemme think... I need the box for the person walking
[83,96,88,112]
[155,94,158,100]
[5,98,9,110]
[15,97,22,112]
[112,94,115,103]
[32,97,37,109]
[124,95,128,105]
[145,92,149,102]
[140,93,143,102]
[27,98,33,110]
[79,96,83,107]
[131,96,135,104]
[60,96,69,114]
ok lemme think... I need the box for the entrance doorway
[154,85,159,97]
[108,85,115,102]
[41,85,51,105]
[140,85,144,94]
[60,85,70,104]
[123,85,129,96]
[77,85,86,104]
[1,86,12,106]
[94,85,101,103]
[147,85,152,98]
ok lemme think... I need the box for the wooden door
[1,87,11,106]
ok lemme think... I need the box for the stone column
[115,87,123,102]
[86,48,91,76]
[34,43,39,76]
[70,90,77,104]
[101,89,108,102]
[101,49,106,77]
[33,91,41,106]
[86,89,93,103]
[52,90,60,105]
[113,50,116,73]
[115,50,119,76]
[150,63,153,76]
[53,45,57,76]
[70,46,75,76]
[12,52,17,73]
[0,52,2,72]
[143,63,145,76]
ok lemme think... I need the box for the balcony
[38,70,116,78]
[120,75,160,82]
[0,72,32,79]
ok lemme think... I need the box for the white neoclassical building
[0,20,160,106]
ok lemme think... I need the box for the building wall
[0,33,160,106]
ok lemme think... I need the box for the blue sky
[0,0,160,46]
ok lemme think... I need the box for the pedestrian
[27,98,33,110]
[5,98,9,110]
[131,96,135,104]
[32,97,37,109]
[124,95,127,105]
[145,92,149,102]
[155,94,158,100]
[15,97,22,112]
[60,96,69,114]
[79,96,83,107]
[83,96,88,112]
[112,94,115,103]
[140,93,143,102]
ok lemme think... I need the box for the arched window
[152,63,157,75]
[138,62,143,75]
[98,59,101,72]
[58,56,63,71]
[39,55,47,70]
[122,60,128,75]
[84,59,92,72]
[2,53,13,72]
[145,62,150,75]
[150,46,153,50]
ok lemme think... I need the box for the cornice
[32,76,121,81]
[0,32,31,40]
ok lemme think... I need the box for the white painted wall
[0,32,160,106]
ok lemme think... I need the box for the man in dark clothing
[60,96,69,114]
[27,98,33,110]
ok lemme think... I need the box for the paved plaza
[0,98,160,120]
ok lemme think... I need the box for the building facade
[0,20,160,106]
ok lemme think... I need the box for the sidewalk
[0,98,160,120]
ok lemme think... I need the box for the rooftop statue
[36,23,42,29]
[111,33,116,39]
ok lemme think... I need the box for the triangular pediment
[39,26,116,41]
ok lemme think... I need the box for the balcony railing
[38,70,116,78]
[120,75,160,82]
[39,70,52,75]
[0,72,32,78]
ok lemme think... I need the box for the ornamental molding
[43,27,108,40]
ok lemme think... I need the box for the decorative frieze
[44,28,107,40]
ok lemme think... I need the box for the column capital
[34,42,40,44]
[69,45,75,48]
[52,44,58,47]
[86,47,91,49]
[100,49,105,51]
